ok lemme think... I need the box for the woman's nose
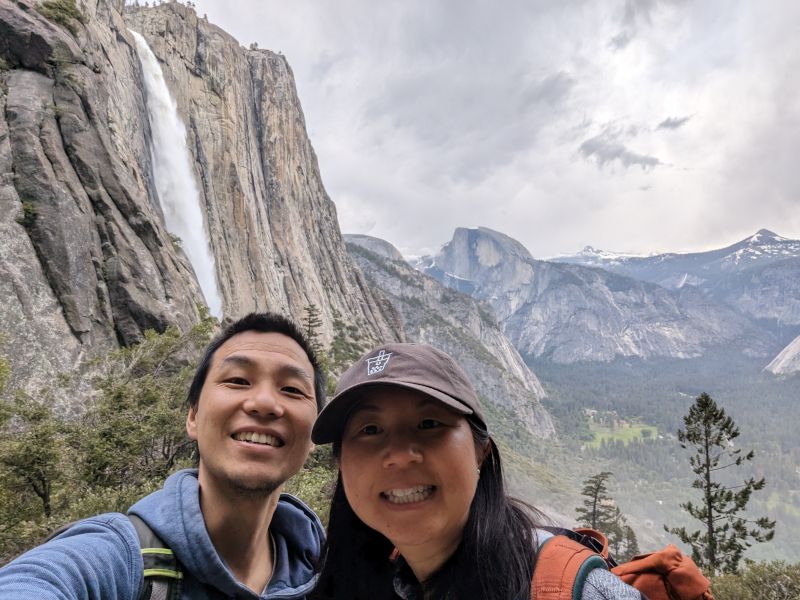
[381,432,423,468]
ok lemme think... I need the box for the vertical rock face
[0,0,401,400]
[125,4,400,345]
[0,0,204,394]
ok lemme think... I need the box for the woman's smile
[381,484,436,504]
[339,388,481,563]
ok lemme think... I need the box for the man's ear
[186,406,198,440]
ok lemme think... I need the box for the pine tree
[303,303,324,355]
[575,471,640,561]
[575,471,617,530]
[665,392,775,575]
[620,524,640,562]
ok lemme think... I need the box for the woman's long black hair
[312,419,544,600]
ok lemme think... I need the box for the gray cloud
[609,31,632,50]
[579,132,662,171]
[657,115,692,130]
[622,0,661,28]
[520,71,576,107]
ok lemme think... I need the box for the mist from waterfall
[130,30,223,318]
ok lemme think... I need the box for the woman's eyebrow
[349,402,380,416]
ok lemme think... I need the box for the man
[0,313,326,599]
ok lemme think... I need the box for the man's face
[186,331,317,497]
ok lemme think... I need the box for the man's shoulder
[0,512,143,599]
[37,512,139,549]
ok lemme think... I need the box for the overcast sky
[190,0,800,258]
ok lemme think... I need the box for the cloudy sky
[191,0,799,258]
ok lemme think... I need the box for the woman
[311,343,643,600]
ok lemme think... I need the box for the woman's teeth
[233,432,283,447]
[383,485,434,504]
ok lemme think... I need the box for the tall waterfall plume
[130,30,223,318]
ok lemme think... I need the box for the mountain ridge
[414,227,779,364]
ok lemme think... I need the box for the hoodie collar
[129,469,323,598]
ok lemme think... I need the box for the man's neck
[198,475,282,594]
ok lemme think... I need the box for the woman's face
[339,387,482,562]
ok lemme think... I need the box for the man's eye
[224,377,249,386]
[419,419,442,430]
[282,386,307,396]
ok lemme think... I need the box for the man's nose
[381,432,423,469]
[243,384,285,418]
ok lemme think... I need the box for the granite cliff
[0,0,401,398]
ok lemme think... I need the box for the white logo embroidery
[366,350,392,375]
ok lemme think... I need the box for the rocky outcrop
[0,0,401,401]
[346,234,555,439]
[418,228,775,364]
[766,334,800,375]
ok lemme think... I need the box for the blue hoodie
[0,469,324,600]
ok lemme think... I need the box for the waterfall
[130,30,223,318]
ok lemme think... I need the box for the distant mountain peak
[748,229,785,244]
[450,227,535,262]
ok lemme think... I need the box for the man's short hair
[187,312,326,412]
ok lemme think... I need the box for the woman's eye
[419,419,442,430]
[360,424,381,435]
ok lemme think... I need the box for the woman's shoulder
[582,568,646,600]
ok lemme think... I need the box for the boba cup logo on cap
[366,350,392,375]
[311,342,488,444]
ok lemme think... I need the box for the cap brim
[311,380,474,444]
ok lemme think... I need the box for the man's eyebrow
[217,355,254,370]
[215,356,313,381]
[278,364,313,382]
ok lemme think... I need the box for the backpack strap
[128,514,183,600]
[531,529,610,600]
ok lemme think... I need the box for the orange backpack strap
[610,545,714,600]
[531,532,610,600]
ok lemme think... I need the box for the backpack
[531,527,714,600]
[46,515,183,600]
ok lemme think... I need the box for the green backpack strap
[128,514,183,600]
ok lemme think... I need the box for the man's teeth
[233,432,283,447]
[383,485,434,504]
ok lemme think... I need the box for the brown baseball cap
[312,342,487,444]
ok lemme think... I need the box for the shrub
[16,202,38,229]
[711,560,800,600]
[37,0,85,35]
